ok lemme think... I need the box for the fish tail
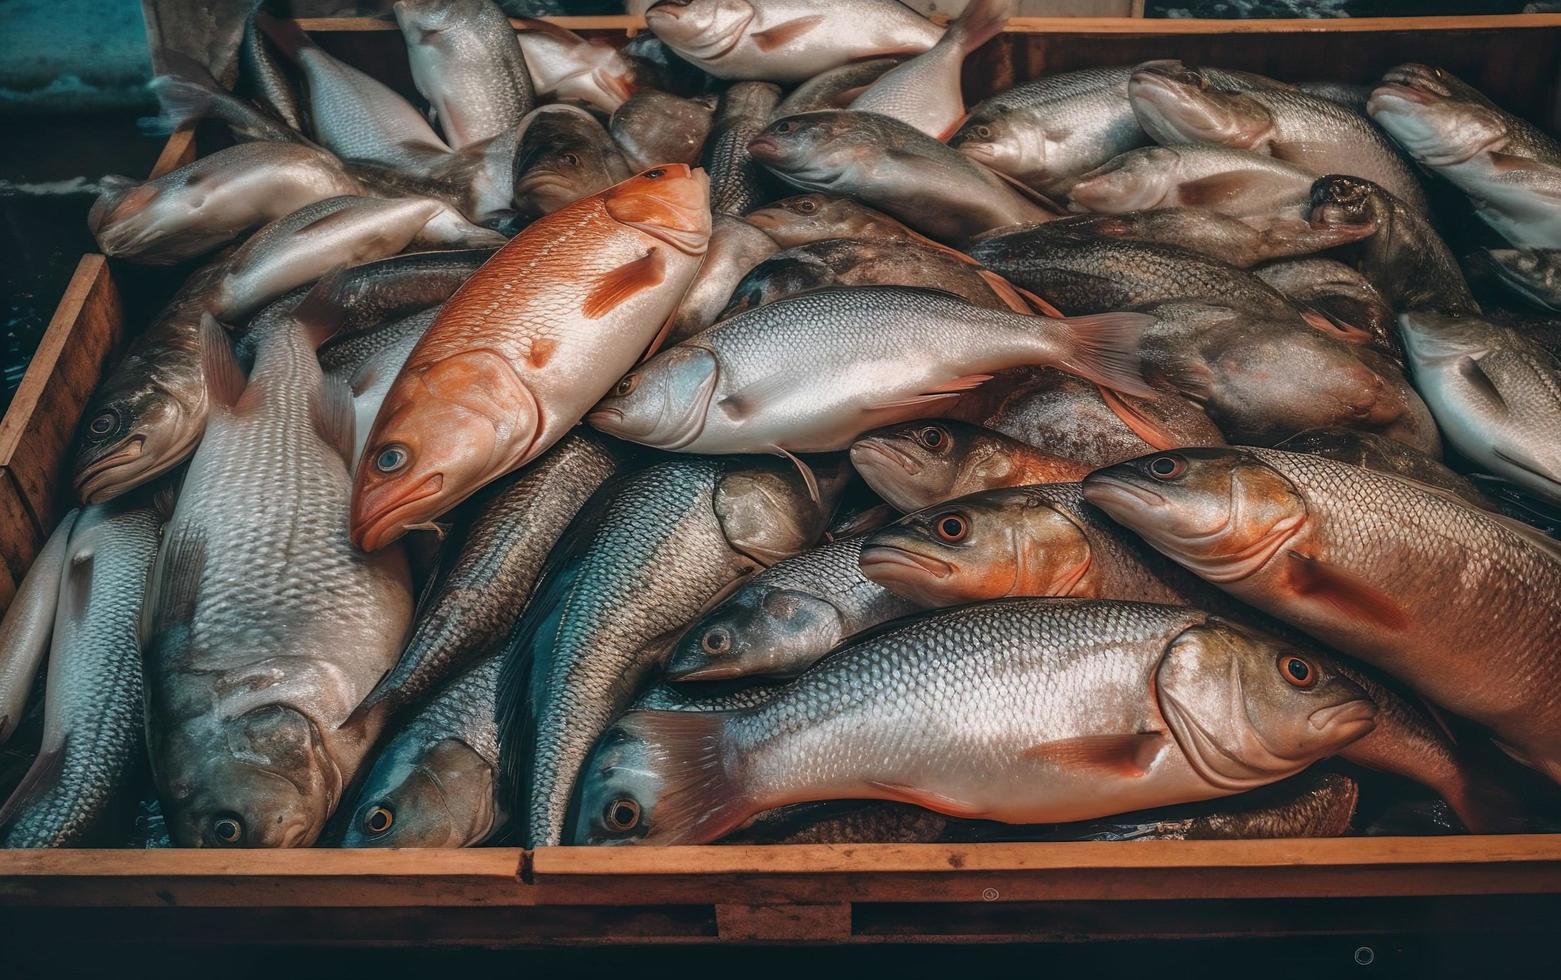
[0,742,67,846]
[1044,311,1157,399]
[947,0,1014,56]
[620,710,751,845]
[142,65,218,136]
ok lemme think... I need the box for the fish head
[719,250,833,319]
[848,420,992,512]
[861,488,1094,606]
[1307,174,1386,239]
[748,113,867,190]
[392,0,463,42]
[72,366,206,504]
[514,107,622,217]
[714,457,846,566]
[644,0,756,63]
[353,349,541,551]
[1082,448,1308,584]
[601,164,713,255]
[1397,311,1493,366]
[1128,64,1274,151]
[950,108,1048,181]
[744,193,890,246]
[339,737,500,848]
[587,345,720,449]
[1155,619,1376,792]
[1368,70,1507,167]
[570,718,665,846]
[162,704,334,848]
[1068,147,1183,214]
[1486,248,1555,305]
[665,587,843,680]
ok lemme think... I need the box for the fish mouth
[352,472,446,551]
[860,544,953,581]
[515,169,577,199]
[849,440,920,477]
[1080,473,1166,512]
[73,434,146,499]
[1369,82,1439,109]
[666,658,747,682]
[1158,686,1289,793]
[1308,204,1376,238]
[74,420,201,504]
[1308,698,1377,736]
[746,135,783,162]
[652,4,753,61]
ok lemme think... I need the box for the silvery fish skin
[515,17,636,113]
[667,214,778,344]
[144,290,413,847]
[1487,248,1561,312]
[343,309,438,471]
[1255,258,1399,362]
[1129,64,1428,214]
[703,82,786,216]
[775,58,903,117]
[1043,209,1370,270]
[663,536,920,682]
[848,0,1010,140]
[1275,428,1488,509]
[339,654,505,848]
[499,456,841,846]
[749,110,1055,243]
[0,512,77,745]
[848,418,1091,512]
[72,259,229,505]
[587,286,1151,457]
[1068,145,1320,220]
[240,12,306,132]
[394,0,536,150]
[88,142,362,265]
[744,193,955,250]
[1307,174,1477,315]
[621,30,716,99]
[611,91,716,170]
[1083,447,1561,786]
[212,195,503,320]
[574,600,1375,845]
[0,500,159,848]
[1299,81,1372,115]
[1369,63,1561,249]
[1399,312,1561,503]
[352,431,621,723]
[513,105,633,218]
[643,0,940,83]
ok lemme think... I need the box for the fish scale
[396,0,535,150]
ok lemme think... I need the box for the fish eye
[773,121,797,134]
[915,425,949,451]
[604,798,641,832]
[613,373,640,398]
[933,512,969,543]
[1147,455,1187,480]
[1279,655,1317,689]
[212,814,245,845]
[363,804,395,836]
[643,168,666,179]
[87,409,120,438]
[700,627,732,656]
[374,444,411,474]
[973,125,993,140]
[793,197,818,213]
[561,152,580,167]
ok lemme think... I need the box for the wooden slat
[149,128,197,179]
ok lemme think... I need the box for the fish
[666,214,778,344]
[1043,209,1371,269]
[338,654,506,848]
[1486,249,1561,312]
[211,195,504,320]
[703,82,786,216]
[72,259,231,504]
[1298,81,1372,115]
[848,418,1090,512]
[0,499,160,847]
[342,129,524,229]
[749,110,1056,243]
[1082,447,1561,786]
[621,30,717,98]
[586,286,1151,473]
[1307,174,1477,314]
[774,58,903,117]
[663,536,920,681]
[352,166,711,552]
[1274,428,1489,509]
[1399,311,1561,503]
[848,0,1011,141]
[239,11,306,132]
[1369,63,1561,249]
[744,192,962,251]
[394,0,535,150]
[513,105,633,218]
[142,281,414,847]
[0,512,78,745]
[727,800,949,845]
[515,17,636,113]
[88,141,362,265]
[643,0,941,83]
[572,599,1376,845]
[1068,145,1320,220]
[611,91,716,170]
[342,309,439,471]
[1254,258,1399,361]
[499,455,841,847]
[1129,62,1428,213]
[350,431,622,724]
[143,51,305,146]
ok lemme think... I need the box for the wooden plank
[149,128,197,179]
[715,903,852,942]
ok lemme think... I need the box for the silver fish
[774,58,903,117]
[144,51,305,146]
[343,308,438,472]
[1487,248,1561,312]
[394,0,536,150]
[1069,145,1320,219]
[515,17,635,113]
[239,12,306,132]
[0,512,78,744]
[1044,209,1370,269]
[666,214,778,344]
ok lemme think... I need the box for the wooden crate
[1,15,1559,945]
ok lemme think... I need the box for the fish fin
[1486,151,1560,181]
[867,374,993,411]
[614,711,749,845]
[291,267,351,351]
[895,225,982,266]
[143,525,207,650]
[751,15,827,52]
[1301,307,1373,345]
[143,59,220,134]
[987,165,1066,213]
[1456,354,1508,411]
[1020,732,1167,778]
[1012,283,1065,318]
[1175,172,1288,209]
[935,112,972,144]
[512,16,587,46]
[199,314,247,410]
[0,743,70,837]
[825,502,899,540]
[583,248,666,319]
[1095,385,1180,452]
[1493,445,1561,490]
[1047,312,1155,398]
[946,0,1012,56]
[832,83,875,107]
[772,445,821,504]
[1283,550,1410,632]
[717,372,792,422]
[866,781,990,819]
[312,373,356,464]
[977,268,1035,315]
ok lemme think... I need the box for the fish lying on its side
[1043,209,1369,270]
[703,82,786,215]
[513,105,633,218]
[394,0,535,150]
[1068,145,1320,220]
[611,91,716,170]
[0,513,78,746]
[514,16,636,113]
[666,214,779,344]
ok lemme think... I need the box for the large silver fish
[1043,209,1369,270]
[774,58,903,117]
[1068,145,1319,219]
[0,512,78,744]
[394,0,536,150]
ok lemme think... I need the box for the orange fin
[977,268,1034,315]
[1013,283,1065,318]
[1020,732,1167,777]
[867,374,993,411]
[527,337,558,369]
[936,111,972,143]
[751,15,826,52]
[1284,551,1410,632]
[583,248,665,319]
[867,781,989,819]
[1097,385,1180,451]
[1301,308,1371,344]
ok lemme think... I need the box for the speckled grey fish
[611,91,716,170]
[1486,248,1561,312]
[0,512,78,744]
[775,58,903,117]
[664,536,920,682]
[0,500,159,848]
[513,105,632,218]
[143,283,413,847]
[351,431,622,725]
[499,456,842,847]
[1043,209,1369,269]
[744,193,973,256]
[1255,258,1399,361]
[574,599,1375,845]
[667,214,778,343]
[1068,145,1321,219]
[703,82,785,216]
[1275,428,1488,508]
[395,0,535,150]
[749,110,1055,243]
[339,654,506,848]
[240,12,306,132]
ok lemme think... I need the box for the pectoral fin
[1284,550,1410,632]
[1456,354,1507,411]
[751,15,826,52]
[583,248,665,319]
[866,781,990,819]
[866,374,993,411]
[1096,386,1180,451]
[1021,732,1167,777]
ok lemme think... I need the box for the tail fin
[142,67,219,136]
[947,0,1013,56]
[618,710,752,845]
[1045,312,1156,399]
[0,744,68,845]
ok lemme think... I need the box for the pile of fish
[2,0,1559,849]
